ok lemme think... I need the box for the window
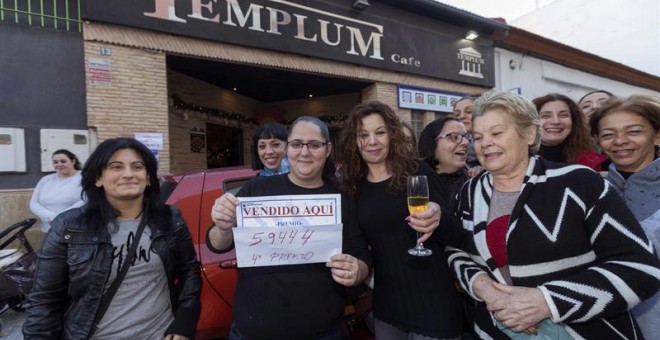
[410,110,424,137]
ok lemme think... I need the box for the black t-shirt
[213,174,371,339]
[355,162,463,337]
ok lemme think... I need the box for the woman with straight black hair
[24,137,201,340]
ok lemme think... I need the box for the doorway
[206,123,243,168]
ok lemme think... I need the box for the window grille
[1,0,81,32]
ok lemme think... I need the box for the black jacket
[22,206,201,340]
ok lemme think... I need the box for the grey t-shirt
[91,219,174,340]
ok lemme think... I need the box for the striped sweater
[446,156,660,339]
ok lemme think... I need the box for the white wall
[512,0,660,77]
[494,47,659,102]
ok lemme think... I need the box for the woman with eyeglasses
[418,117,471,210]
[251,123,290,176]
[207,116,371,339]
[337,101,465,339]
[29,149,85,233]
[590,95,660,339]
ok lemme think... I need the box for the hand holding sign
[327,253,363,286]
[211,193,239,229]
[208,193,240,252]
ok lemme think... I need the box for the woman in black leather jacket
[23,138,201,340]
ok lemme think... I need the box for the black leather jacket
[22,206,201,340]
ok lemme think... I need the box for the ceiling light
[353,0,370,10]
[232,87,237,91]
[308,94,313,98]
[465,31,479,40]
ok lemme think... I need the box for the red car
[161,166,257,339]
[160,167,374,340]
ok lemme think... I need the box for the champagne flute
[407,175,432,256]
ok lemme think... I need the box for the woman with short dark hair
[418,116,470,209]
[251,123,290,176]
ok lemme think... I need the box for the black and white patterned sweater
[446,156,660,339]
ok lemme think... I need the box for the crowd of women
[21,89,659,339]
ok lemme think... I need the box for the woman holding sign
[208,116,372,340]
[337,101,465,339]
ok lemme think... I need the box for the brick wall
[85,42,171,173]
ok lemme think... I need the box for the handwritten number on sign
[250,232,265,246]
[301,229,314,246]
[288,229,298,244]
[248,229,315,247]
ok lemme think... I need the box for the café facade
[82,0,506,173]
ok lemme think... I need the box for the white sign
[234,194,343,268]
[234,224,342,267]
[398,86,464,112]
[237,194,341,227]
[134,132,164,150]
[88,58,111,87]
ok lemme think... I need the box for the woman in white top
[29,149,85,232]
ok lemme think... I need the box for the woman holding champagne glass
[337,101,465,339]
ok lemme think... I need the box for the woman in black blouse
[337,101,464,339]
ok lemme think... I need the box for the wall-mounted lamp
[353,0,370,10]
[465,31,479,41]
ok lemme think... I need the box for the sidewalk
[0,308,26,339]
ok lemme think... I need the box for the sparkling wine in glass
[407,175,432,256]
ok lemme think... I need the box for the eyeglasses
[434,132,468,144]
[287,140,328,151]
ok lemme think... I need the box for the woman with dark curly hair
[533,93,607,171]
[337,101,465,339]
